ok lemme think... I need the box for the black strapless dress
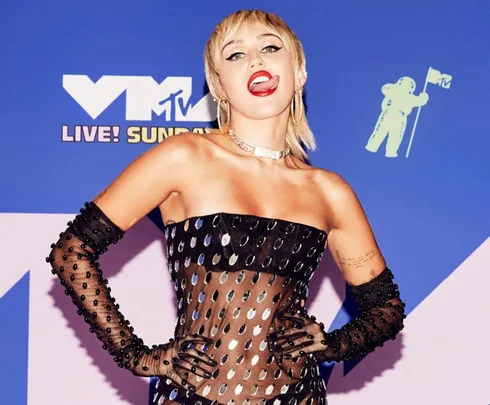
[47,201,405,405]
[154,212,329,405]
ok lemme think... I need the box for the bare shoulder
[314,168,355,201]
[154,131,204,160]
[165,130,227,159]
[312,168,364,229]
[311,170,386,285]
[90,132,208,231]
[148,131,219,173]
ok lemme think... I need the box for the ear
[296,68,307,90]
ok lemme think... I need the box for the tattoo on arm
[335,249,379,285]
[336,249,378,269]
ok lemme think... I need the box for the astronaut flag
[406,66,452,157]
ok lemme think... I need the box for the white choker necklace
[227,129,291,160]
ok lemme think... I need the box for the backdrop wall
[1,1,489,404]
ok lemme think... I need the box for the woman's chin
[235,102,289,120]
[245,110,288,121]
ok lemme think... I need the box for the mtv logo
[426,67,452,90]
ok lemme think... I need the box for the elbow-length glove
[269,267,406,363]
[45,201,217,388]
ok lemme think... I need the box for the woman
[46,10,406,405]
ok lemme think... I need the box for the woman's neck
[227,110,290,151]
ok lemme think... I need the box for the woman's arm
[323,172,388,286]
[45,134,217,388]
[88,132,195,232]
[270,172,406,363]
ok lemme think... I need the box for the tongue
[251,75,279,93]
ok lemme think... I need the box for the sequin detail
[47,203,405,405]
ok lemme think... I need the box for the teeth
[250,75,270,89]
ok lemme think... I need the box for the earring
[217,98,230,131]
[291,89,304,126]
[216,98,222,130]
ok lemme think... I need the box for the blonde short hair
[203,9,317,162]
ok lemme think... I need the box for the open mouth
[247,70,279,96]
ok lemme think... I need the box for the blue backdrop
[1,1,489,404]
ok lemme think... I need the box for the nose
[248,49,264,70]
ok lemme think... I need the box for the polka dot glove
[46,201,218,391]
[270,267,406,363]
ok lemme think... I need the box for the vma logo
[63,75,215,122]
[61,75,216,144]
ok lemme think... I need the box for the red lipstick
[247,70,279,97]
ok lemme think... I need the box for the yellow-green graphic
[365,67,451,158]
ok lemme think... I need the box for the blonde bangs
[206,11,303,77]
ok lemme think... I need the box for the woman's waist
[179,329,316,380]
[174,288,302,338]
[173,296,307,361]
[161,348,319,402]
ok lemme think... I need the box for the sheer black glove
[46,201,217,390]
[269,267,406,363]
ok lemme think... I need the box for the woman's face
[216,21,304,121]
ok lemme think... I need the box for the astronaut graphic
[366,76,429,158]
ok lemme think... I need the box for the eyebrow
[221,33,282,53]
